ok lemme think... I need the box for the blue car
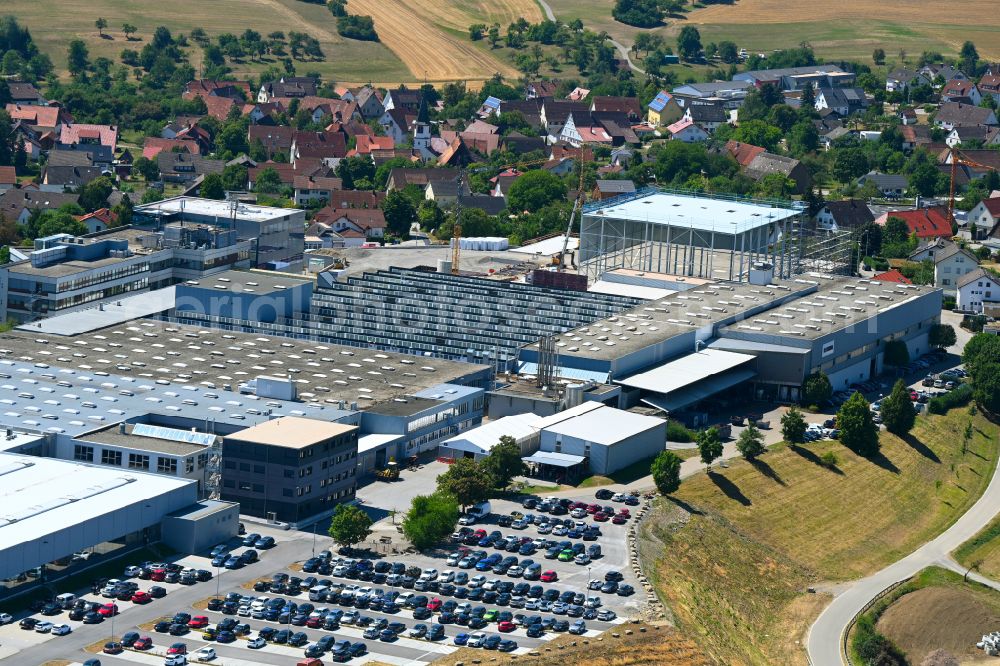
[454,632,470,646]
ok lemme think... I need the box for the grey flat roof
[584,191,800,234]
[616,349,756,393]
[542,405,664,445]
[80,424,212,456]
[22,287,177,337]
[135,196,301,223]
[367,396,441,417]
[180,270,310,293]
[0,319,487,408]
[524,451,587,467]
[9,255,130,278]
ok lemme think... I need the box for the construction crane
[948,146,998,225]
[449,157,552,275]
[558,160,589,271]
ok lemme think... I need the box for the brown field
[346,0,541,84]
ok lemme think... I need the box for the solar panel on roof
[131,423,216,446]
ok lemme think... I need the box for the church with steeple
[412,92,435,160]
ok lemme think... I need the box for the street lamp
[215,564,222,600]
[312,521,318,557]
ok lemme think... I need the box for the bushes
[665,420,694,442]
[337,15,378,41]
[928,383,972,414]
[852,614,907,665]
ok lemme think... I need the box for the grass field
[3,0,543,86]
[638,408,998,665]
[543,0,1000,64]
[954,514,1000,580]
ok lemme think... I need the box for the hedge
[928,383,972,415]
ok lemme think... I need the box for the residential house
[683,104,728,132]
[501,132,546,156]
[303,222,346,248]
[725,140,766,167]
[979,74,1000,104]
[857,171,909,198]
[908,240,979,295]
[900,124,933,151]
[257,76,318,103]
[156,152,224,184]
[435,135,473,167]
[142,137,200,160]
[813,199,875,233]
[814,87,868,116]
[591,96,642,121]
[559,113,613,147]
[665,117,708,143]
[382,88,423,113]
[49,143,114,170]
[350,135,395,157]
[313,208,386,240]
[324,190,384,209]
[734,65,853,90]
[9,121,46,159]
[77,208,117,234]
[871,269,912,284]
[968,197,1000,237]
[874,207,952,239]
[946,125,1000,148]
[744,152,812,194]
[199,95,238,121]
[540,99,590,138]
[497,99,544,130]
[378,107,415,144]
[934,102,998,130]
[671,80,752,109]
[40,165,106,193]
[248,160,330,189]
[593,179,636,200]
[920,64,966,84]
[59,123,118,152]
[956,268,1000,312]
[477,96,502,118]
[0,167,16,194]
[351,86,385,120]
[281,96,359,125]
[526,81,560,99]
[385,168,459,192]
[247,126,295,159]
[899,108,918,125]
[886,68,932,92]
[941,79,982,105]
[5,103,71,134]
[184,79,252,100]
[292,175,345,206]
[290,131,348,167]
[424,179,467,207]
[646,91,684,127]
[7,82,46,105]
[941,149,1000,182]
[0,189,79,224]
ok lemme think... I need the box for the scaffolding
[578,188,850,282]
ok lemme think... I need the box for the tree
[651,450,682,495]
[929,323,957,349]
[881,379,916,436]
[803,371,833,406]
[382,189,416,236]
[79,176,114,212]
[697,427,723,469]
[972,363,1000,414]
[122,24,137,40]
[737,423,766,460]
[327,503,373,551]
[132,156,159,182]
[882,216,911,246]
[960,41,979,77]
[677,26,702,62]
[612,0,665,28]
[883,339,910,367]
[480,436,526,491]
[837,391,880,456]
[872,48,886,66]
[401,491,460,551]
[507,170,566,213]
[436,458,491,511]
[718,41,739,64]
[200,173,226,200]
[67,39,90,79]
[95,18,108,37]
[253,167,283,194]
[781,406,807,444]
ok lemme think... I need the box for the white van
[55,593,76,609]
[308,585,329,602]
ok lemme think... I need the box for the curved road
[534,0,645,74]
[807,453,1000,665]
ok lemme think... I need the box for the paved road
[534,0,645,74]
[807,446,1000,665]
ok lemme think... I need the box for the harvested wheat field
[877,585,1000,664]
[346,0,528,84]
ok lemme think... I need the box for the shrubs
[852,614,907,665]
[820,451,839,469]
[665,420,694,442]
[337,15,378,41]
[928,383,972,414]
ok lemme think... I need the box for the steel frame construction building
[579,189,849,282]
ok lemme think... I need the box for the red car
[570,501,587,510]
[585,504,600,514]
[909,390,918,401]
[150,568,166,582]
[497,621,516,632]
[593,512,609,522]
[618,508,630,517]
[612,515,627,525]
[98,603,118,617]
[426,598,443,612]
[306,616,323,628]
[134,636,153,650]
[167,642,188,655]
[540,570,558,583]
[187,616,208,628]
[131,591,152,604]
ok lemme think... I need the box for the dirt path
[347,0,519,81]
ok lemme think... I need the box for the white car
[124,566,143,578]
[193,647,216,661]
[418,568,438,582]
[467,631,488,647]
[611,493,626,502]
[439,570,455,583]
[247,637,266,649]
[0,613,12,625]
[458,514,477,526]
[446,553,461,566]
[237,605,251,616]
[597,609,617,621]
[51,624,72,636]
[34,621,53,633]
